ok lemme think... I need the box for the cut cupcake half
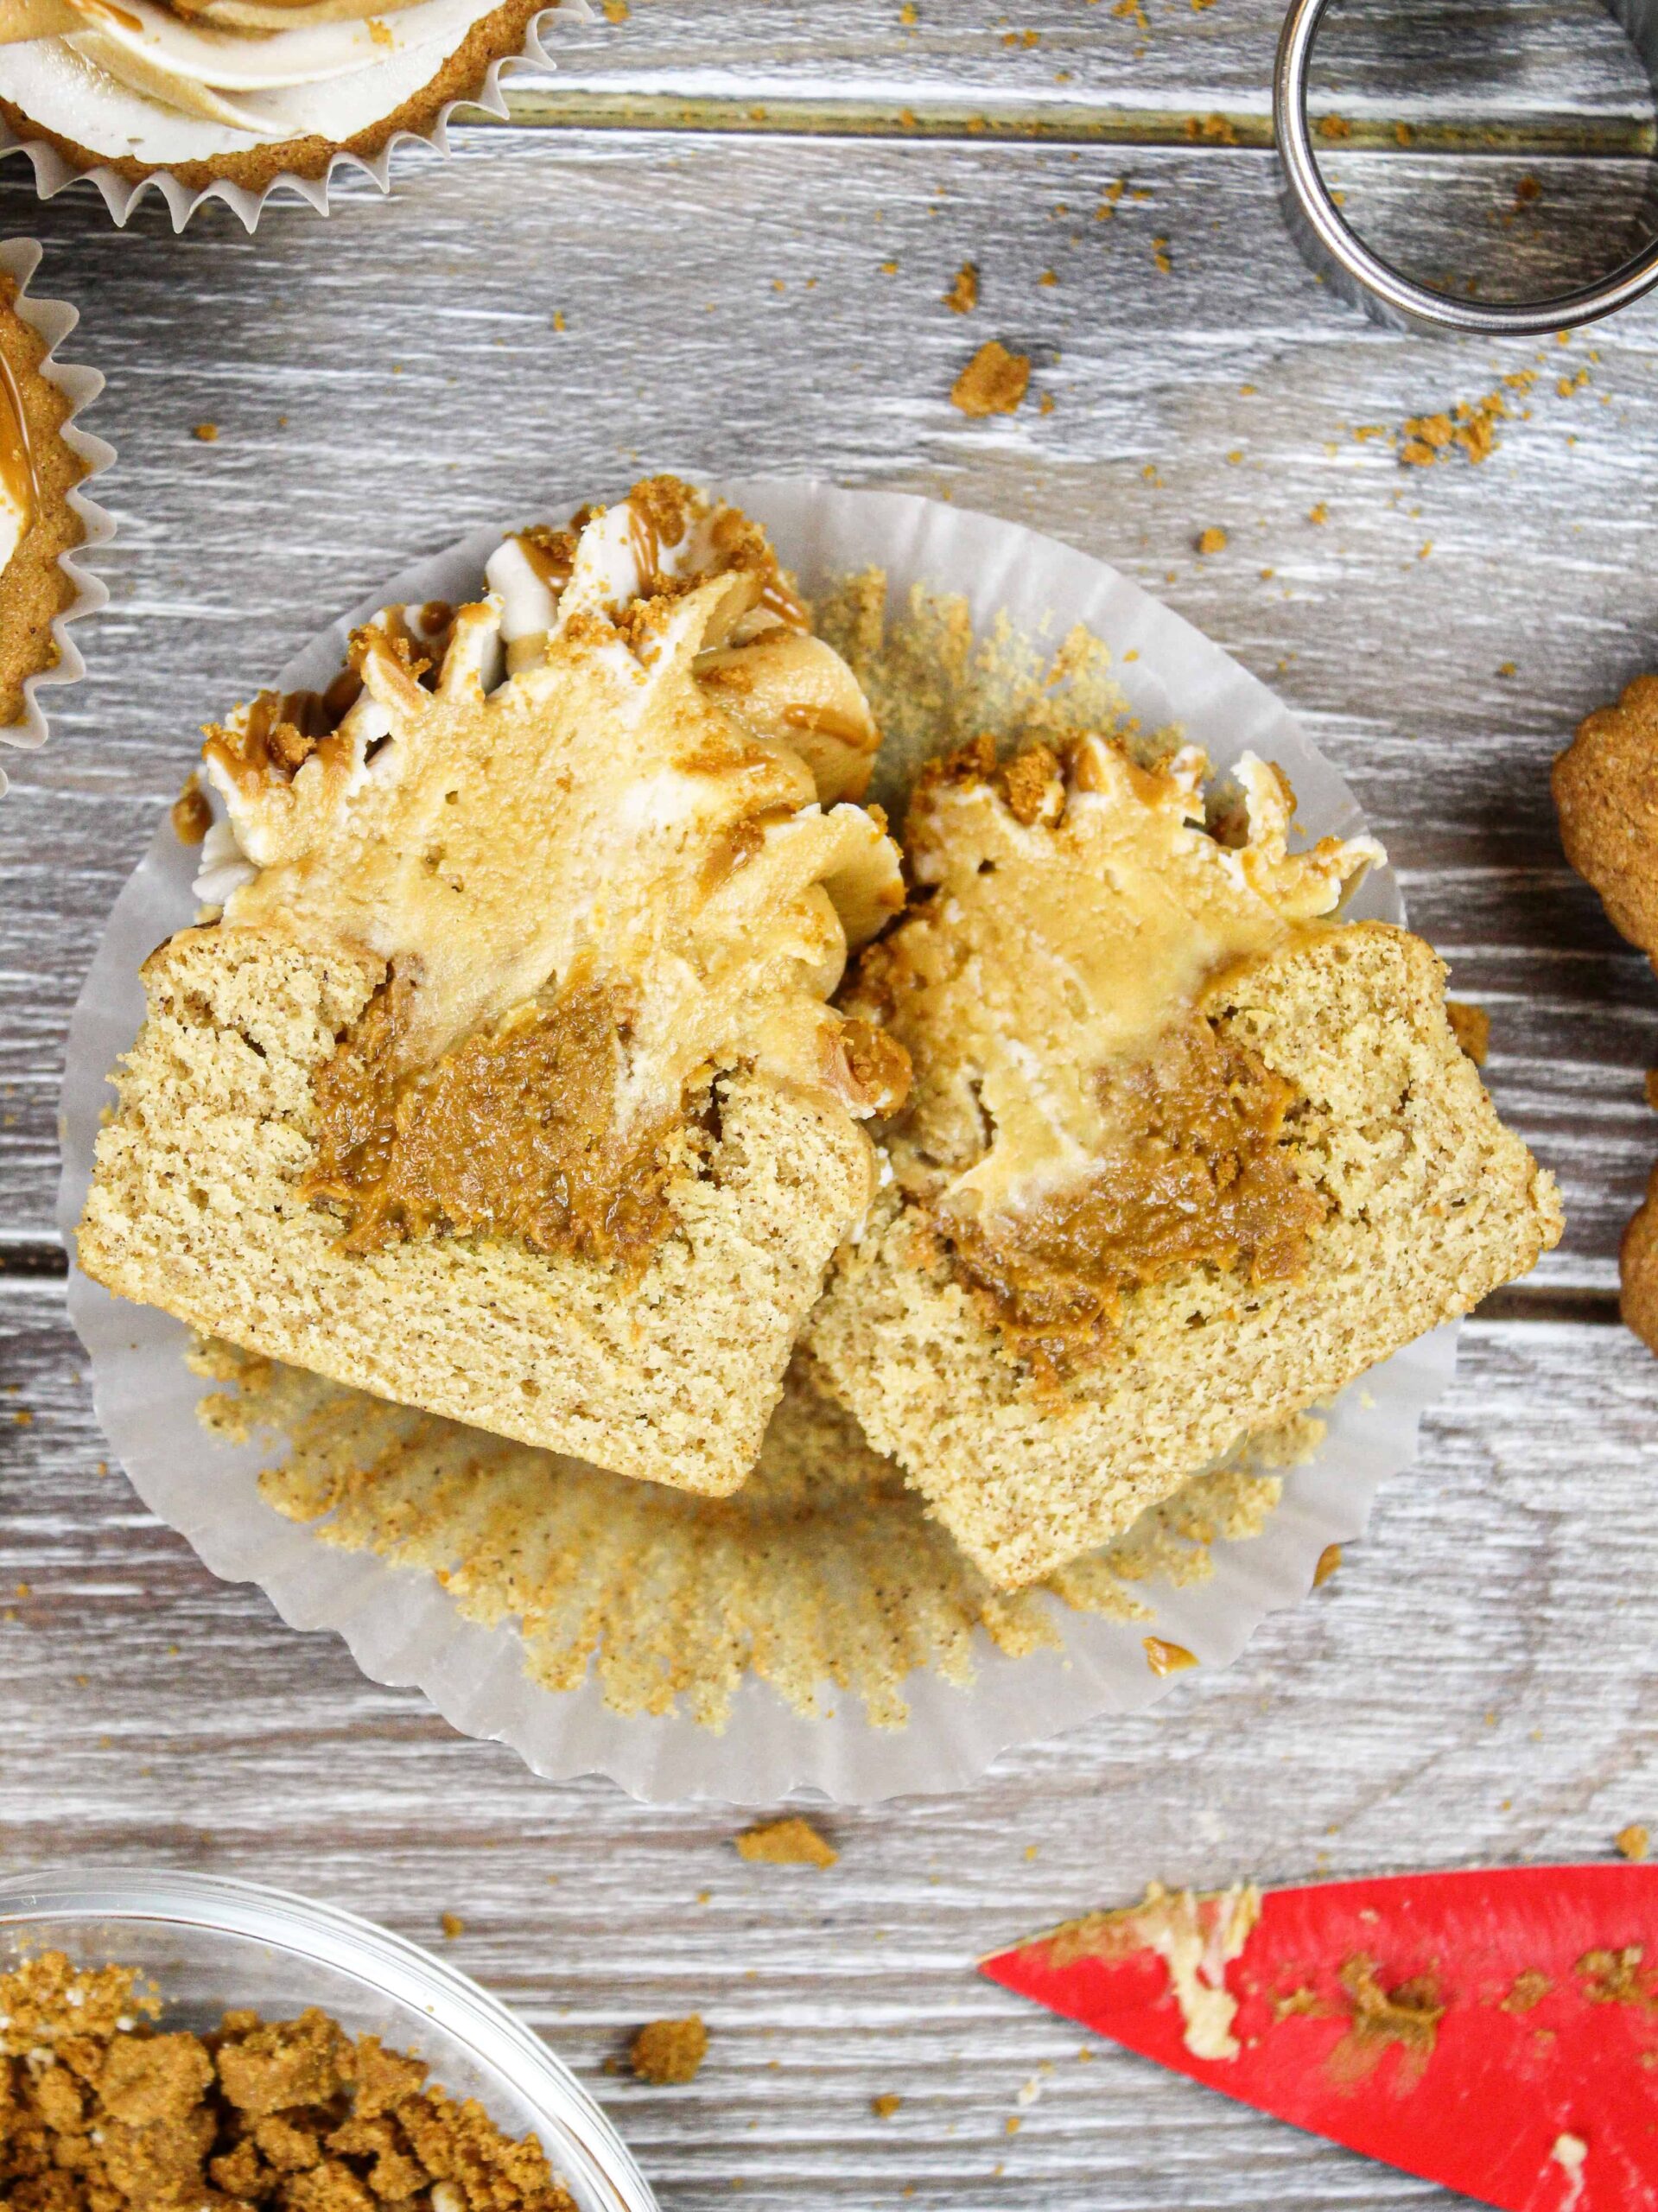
[805,734,1564,1590]
[77,475,911,1496]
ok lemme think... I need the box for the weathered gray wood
[524,0,1656,140]
[8,28,1658,2209]
[4,1274,1658,2206]
[9,140,1658,1290]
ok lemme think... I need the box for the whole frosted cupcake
[0,0,568,207]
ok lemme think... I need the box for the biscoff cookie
[0,1949,576,2212]
[1553,677,1658,1352]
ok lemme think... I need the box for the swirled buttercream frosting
[190,473,909,1246]
[0,0,531,162]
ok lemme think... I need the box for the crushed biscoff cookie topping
[0,1951,575,2212]
[842,733,1382,1372]
[188,475,906,1270]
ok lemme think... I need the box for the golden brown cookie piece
[0,1952,575,2212]
[0,269,87,729]
[1553,673,1658,960]
[1553,675,1658,1350]
[630,2017,708,2085]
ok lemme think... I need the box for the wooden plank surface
[6,1276,1658,2207]
[8,5,1658,2205]
[524,0,1658,142]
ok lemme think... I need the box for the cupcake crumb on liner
[0,237,112,779]
[0,0,590,232]
[57,481,1459,1802]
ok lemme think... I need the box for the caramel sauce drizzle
[626,501,667,597]
[71,0,144,29]
[513,527,575,594]
[758,573,809,631]
[780,702,871,747]
[201,672,361,791]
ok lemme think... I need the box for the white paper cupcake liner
[0,236,111,777]
[57,480,1461,1803]
[0,0,588,232]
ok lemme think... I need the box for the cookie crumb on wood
[1445,1001,1490,1066]
[1617,1823,1650,1862]
[194,423,219,442]
[943,263,979,314]
[440,1912,465,1939]
[735,1816,839,1868]
[950,341,1030,417]
[871,2093,902,2118]
[630,2016,708,2085]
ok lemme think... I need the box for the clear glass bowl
[0,1868,657,2212]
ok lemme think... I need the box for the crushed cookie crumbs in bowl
[0,1868,657,2212]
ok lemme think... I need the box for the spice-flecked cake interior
[77,475,909,1497]
[806,732,1563,1588]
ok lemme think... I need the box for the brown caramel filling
[302,976,691,1271]
[931,1014,1325,1378]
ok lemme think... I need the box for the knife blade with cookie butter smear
[982,1866,1658,2209]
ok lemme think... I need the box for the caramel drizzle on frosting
[0,346,36,543]
[202,671,362,794]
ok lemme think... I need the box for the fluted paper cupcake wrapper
[0,2,588,232]
[0,237,112,774]
[57,480,1460,1803]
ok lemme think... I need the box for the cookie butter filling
[194,474,908,1268]
[302,975,696,1268]
[847,734,1383,1370]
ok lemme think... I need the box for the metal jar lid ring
[1274,0,1658,336]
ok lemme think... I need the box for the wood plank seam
[0,1243,1624,1326]
[492,90,1658,156]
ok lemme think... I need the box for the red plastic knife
[981,1867,1658,2209]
